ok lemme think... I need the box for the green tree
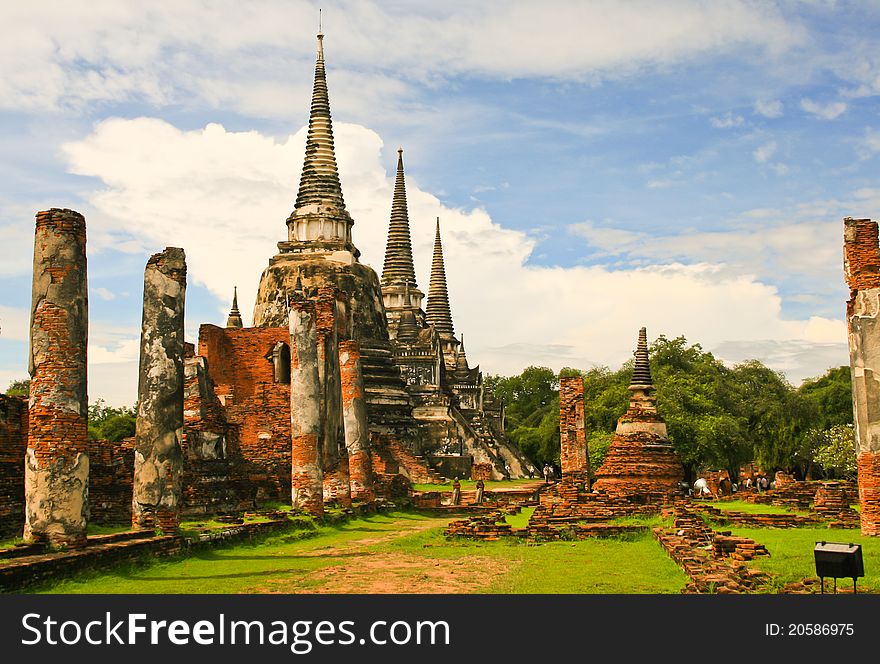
[798,366,852,430]
[88,399,136,442]
[812,424,857,479]
[5,379,29,397]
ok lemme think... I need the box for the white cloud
[754,99,783,118]
[0,305,28,341]
[710,112,745,129]
[93,287,116,301]
[0,1,805,117]
[753,140,777,162]
[800,97,847,120]
[861,127,880,158]
[64,117,846,397]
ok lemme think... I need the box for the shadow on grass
[128,568,312,582]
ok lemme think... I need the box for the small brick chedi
[24,209,90,548]
[843,217,880,535]
[592,327,685,501]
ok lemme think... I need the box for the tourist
[761,475,770,492]
[744,477,752,490]
[528,465,536,479]
[543,464,551,484]
[474,479,485,504]
[452,478,462,505]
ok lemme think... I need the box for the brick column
[290,299,324,516]
[132,248,187,533]
[844,217,880,535]
[559,376,588,484]
[316,288,351,507]
[339,339,375,501]
[24,208,89,548]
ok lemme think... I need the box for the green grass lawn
[412,479,541,492]
[726,525,880,593]
[705,500,809,516]
[33,511,688,594]
[499,507,535,529]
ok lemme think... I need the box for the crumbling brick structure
[315,287,351,507]
[592,327,685,501]
[196,324,291,502]
[844,217,880,535]
[132,247,187,533]
[24,208,90,548]
[559,376,589,485]
[339,339,375,501]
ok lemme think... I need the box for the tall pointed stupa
[251,30,417,434]
[592,327,685,501]
[380,148,425,334]
[426,218,455,336]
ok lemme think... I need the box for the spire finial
[293,27,345,213]
[426,216,455,337]
[629,326,653,390]
[381,147,419,287]
[226,286,243,329]
[319,8,322,35]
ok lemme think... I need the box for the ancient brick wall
[0,395,27,537]
[559,377,588,482]
[198,324,292,502]
[88,437,134,525]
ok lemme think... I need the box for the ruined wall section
[559,377,588,484]
[843,217,880,535]
[181,355,246,514]
[198,324,291,502]
[88,437,134,525]
[0,395,28,537]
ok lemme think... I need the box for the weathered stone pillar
[559,376,588,485]
[339,339,375,501]
[290,298,324,516]
[843,217,880,535]
[316,288,351,506]
[24,208,89,548]
[132,248,187,533]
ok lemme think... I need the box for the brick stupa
[592,327,685,501]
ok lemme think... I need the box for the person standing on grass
[543,464,551,484]
[452,478,462,505]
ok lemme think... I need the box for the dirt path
[251,516,512,594]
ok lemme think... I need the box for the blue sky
[1,1,879,405]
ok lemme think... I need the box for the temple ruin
[843,216,880,536]
[559,376,589,485]
[592,327,685,501]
